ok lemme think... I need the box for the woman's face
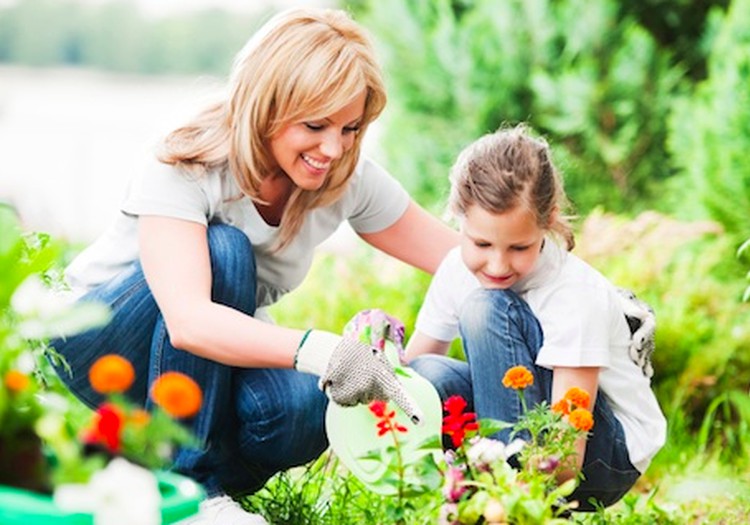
[269,91,367,191]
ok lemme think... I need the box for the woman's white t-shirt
[64,155,410,310]
[415,240,666,473]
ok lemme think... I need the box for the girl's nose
[486,251,507,275]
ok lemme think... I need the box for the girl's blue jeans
[49,224,329,496]
[410,288,640,511]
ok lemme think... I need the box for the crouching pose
[407,125,666,511]
[50,7,458,525]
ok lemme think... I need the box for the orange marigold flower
[564,387,591,410]
[502,366,534,390]
[551,399,570,416]
[89,354,135,394]
[150,372,203,419]
[4,370,30,393]
[130,409,151,427]
[568,408,594,432]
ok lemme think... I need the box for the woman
[51,7,458,525]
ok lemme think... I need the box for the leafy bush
[668,0,750,238]
[356,0,682,213]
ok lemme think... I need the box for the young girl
[50,8,458,525]
[407,125,666,510]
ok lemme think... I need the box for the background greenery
[2,0,750,521]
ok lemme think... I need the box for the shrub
[668,0,750,239]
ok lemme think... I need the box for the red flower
[442,395,479,448]
[368,400,408,437]
[83,402,125,453]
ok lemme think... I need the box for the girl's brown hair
[158,8,386,250]
[448,124,575,250]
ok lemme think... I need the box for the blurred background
[1,0,750,517]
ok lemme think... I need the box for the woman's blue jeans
[50,224,329,496]
[410,288,640,511]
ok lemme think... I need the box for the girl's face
[269,91,366,191]
[460,204,547,289]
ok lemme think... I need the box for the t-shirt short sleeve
[415,247,480,342]
[121,162,214,225]
[347,157,410,234]
[534,282,613,369]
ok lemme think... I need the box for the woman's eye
[343,126,361,135]
[304,123,324,131]
[512,245,530,252]
[475,241,491,248]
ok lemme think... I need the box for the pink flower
[442,466,467,502]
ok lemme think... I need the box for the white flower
[466,437,526,466]
[466,437,508,465]
[55,458,161,525]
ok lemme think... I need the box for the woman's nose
[319,131,344,159]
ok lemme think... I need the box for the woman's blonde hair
[448,124,575,250]
[158,8,386,250]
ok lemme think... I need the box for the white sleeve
[415,248,476,342]
[121,162,213,225]
[347,157,410,233]
[535,283,613,368]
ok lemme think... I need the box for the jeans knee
[459,288,519,339]
[236,370,328,468]
[207,223,256,312]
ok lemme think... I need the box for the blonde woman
[50,8,458,525]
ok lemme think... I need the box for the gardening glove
[616,288,656,379]
[295,330,424,424]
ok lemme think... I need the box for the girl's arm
[138,215,303,367]
[405,330,451,361]
[551,366,600,481]
[359,201,459,274]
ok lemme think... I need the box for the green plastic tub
[0,470,204,524]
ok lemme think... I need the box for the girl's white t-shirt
[64,155,410,310]
[415,240,666,473]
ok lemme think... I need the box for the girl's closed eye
[304,122,324,131]
[343,125,361,135]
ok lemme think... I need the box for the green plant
[0,204,109,491]
[356,0,681,213]
[435,366,594,524]
[668,0,750,238]
[739,238,750,302]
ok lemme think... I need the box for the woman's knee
[236,369,328,467]
[206,223,257,313]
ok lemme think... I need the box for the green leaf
[478,417,513,436]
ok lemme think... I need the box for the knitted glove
[616,288,656,378]
[295,330,423,424]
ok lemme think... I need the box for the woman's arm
[138,215,303,368]
[405,330,451,361]
[551,366,600,480]
[359,201,459,274]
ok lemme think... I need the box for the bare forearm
[166,301,304,368]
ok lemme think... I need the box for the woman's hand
[295,330,423,424]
